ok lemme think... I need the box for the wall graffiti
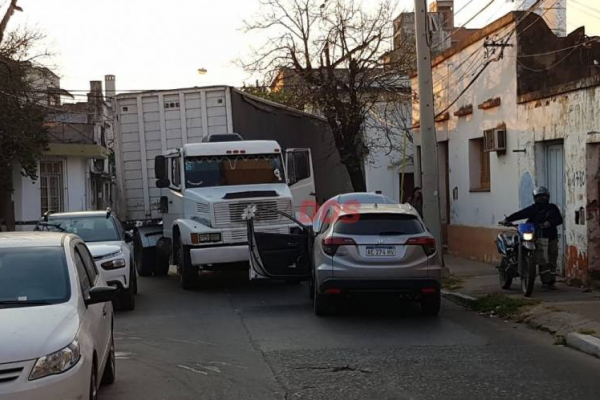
[570,170,586,188]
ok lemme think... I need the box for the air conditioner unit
[484,128,507,153]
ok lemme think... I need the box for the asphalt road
[102,273,600,400]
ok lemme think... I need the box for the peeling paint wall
[518,85,600,283]
[411,22,521,263]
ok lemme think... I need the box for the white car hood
[87,241,130,260]
[184,183,292,203]
[0,303,79,363]
[88,243,122,259]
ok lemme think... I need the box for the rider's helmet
[533,186,550,204]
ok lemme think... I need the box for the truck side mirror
[155,155,170,188]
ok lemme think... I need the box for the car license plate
[366,246,396,257]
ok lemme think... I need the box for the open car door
[247,211,313,281]
[286,148,316,213]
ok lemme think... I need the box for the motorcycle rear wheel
[521,254,536,297]
[499,259,513,290]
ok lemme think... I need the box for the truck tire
[134,231,155,277]
[154,237,171,277]
[154,259,170,277]
[178,243,198,290]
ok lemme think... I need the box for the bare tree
[241,0,414,192]
[0,2,50,230]
[0,0,22,44]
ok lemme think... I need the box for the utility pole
[413,0,444,266]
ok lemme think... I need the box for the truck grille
[222,226,289,243]
[214,199,292,227]
[197,202,210,213]
[0,365,23,384]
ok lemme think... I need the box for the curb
[565,333,600,359]
[441,290,477,305]
[442,289,600,360]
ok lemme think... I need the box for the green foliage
[0,58,49,185]
[241,85,307,111]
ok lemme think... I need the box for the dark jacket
[506,203,563,240]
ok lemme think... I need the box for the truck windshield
[184,154,285,188]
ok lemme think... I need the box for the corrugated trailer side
[113,86,233,222]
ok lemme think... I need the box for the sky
[1,0,599,102]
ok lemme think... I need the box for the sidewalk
[443,255,600,358]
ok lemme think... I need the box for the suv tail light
[323,237,356,256]
[406,237,436,256]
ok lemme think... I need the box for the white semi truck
[112,86,317,289]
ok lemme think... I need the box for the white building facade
[411,5,600,284]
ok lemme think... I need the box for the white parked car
[38,210,137,311]
[0,232,117,400]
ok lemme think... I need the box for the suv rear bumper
[318,278,440,294]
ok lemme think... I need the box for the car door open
[286,148,316,214]
[247,211,312,280]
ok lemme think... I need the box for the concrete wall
[518,81,600,282]
[412,21,521,263]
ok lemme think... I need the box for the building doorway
[545,143,565,275]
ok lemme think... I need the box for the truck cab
[143,140,315,289]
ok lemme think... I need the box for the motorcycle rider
[500,187,563,288]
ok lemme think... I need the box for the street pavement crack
[293,365,373,374]
[226,291,291,400]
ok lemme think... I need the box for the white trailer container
[113,86,235,222]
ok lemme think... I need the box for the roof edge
[412,11,524,78]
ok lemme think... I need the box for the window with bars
[40,161,64,214]
[469,138,491,192]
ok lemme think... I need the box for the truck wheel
[178,243,198,290]
[134,231,155,277]
[154,260,170,277]
[154,237,171,277]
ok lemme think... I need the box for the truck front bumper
[189,245,249,266]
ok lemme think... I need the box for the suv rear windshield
[334,213,424,236]
[0,247,70,307]
[184,154,285,188]
[48,216,120,242]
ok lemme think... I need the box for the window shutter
[480,150,491,190]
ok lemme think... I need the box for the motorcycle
[496,222,545,297]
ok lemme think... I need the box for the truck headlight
[29,340,81,380]
[101,258,127,270]
[191,233,222,244]
[523,232,534,241]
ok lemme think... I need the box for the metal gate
[545,144,565,274]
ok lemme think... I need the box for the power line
[517,45,580,71]
[515,37,600,58]
[570,0,600,19]
[432,0,498,50]
[431,0,550,119]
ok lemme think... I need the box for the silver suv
[247,202,442,316]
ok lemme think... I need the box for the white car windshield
[48,216,121,242]
[184,154,285,188]
[0,247,70,307]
